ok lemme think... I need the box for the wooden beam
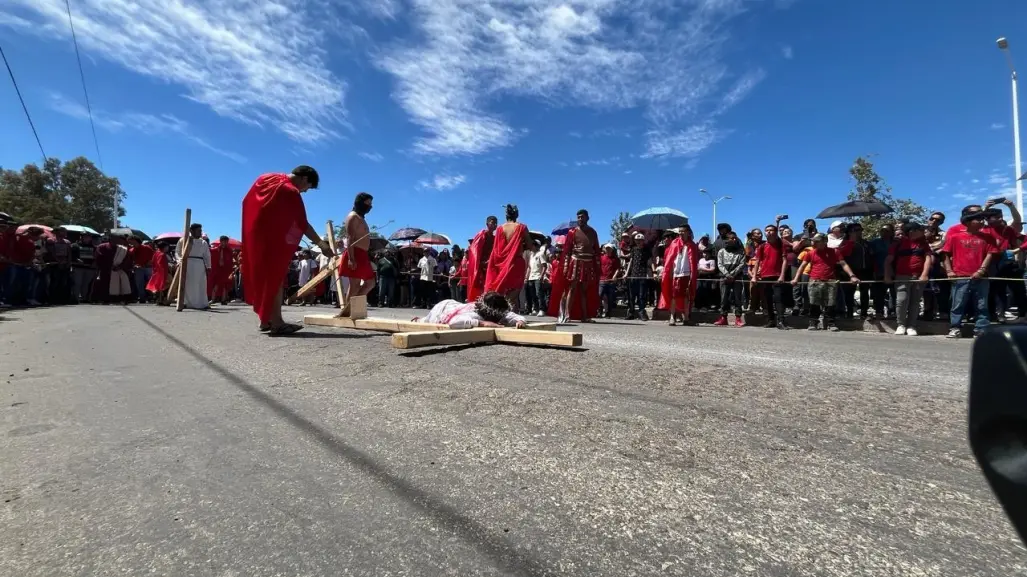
[326,220,344,309]
[295,258,337,298]
[175,208,192,312]
[525,322,557,331]
[391,328,497,349]
[303,314,449,333]
[494,328,582,347]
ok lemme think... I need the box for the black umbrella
[368,232,391,252]
[389,227,427,241]
[816,200,893,219]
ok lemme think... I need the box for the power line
[64,0,103,172]
[0,43,48,165]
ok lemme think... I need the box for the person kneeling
[415,291,527,329]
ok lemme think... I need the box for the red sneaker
[734,316,745,327]
[713,315,728,326]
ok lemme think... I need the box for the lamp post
[699,188,731,237]
[998,37,1024,215]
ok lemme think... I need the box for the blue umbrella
[630,207,689,230]
[551,221,576,235]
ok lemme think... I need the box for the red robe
[484,223,529,296]
[146,250,170,292]
[208,245,234,297]
[658,237,699,310]
[547,227,601,320]
[465,228,492,302]
[242,173,308,324]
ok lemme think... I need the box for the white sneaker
[906,327,918,336]
[535,311,544,317]
[894,325,906,335]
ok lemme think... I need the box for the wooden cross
[165,208,192,310]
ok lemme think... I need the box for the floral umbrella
[414,232,452,245]
[16,224,55,239]
[389,227,428,241]
[211,238,243,250]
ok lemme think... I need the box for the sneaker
[946,328,961,339]
[827,324,840,332]
[535,310,544,317]
[775,321,790,331]
[895,325,906,336]
[734,316,745,327]
[906,327,918,336]
[713,315,728,326]
[807,322,819,331]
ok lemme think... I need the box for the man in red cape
[485,204,531,309]
[658,225,700,326]
[548,209,601,322]
[209,235,235,305]
[465,215,497,303]
[241,166,334,336]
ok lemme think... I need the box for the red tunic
[658,237,699,310]
[208,244,235,296]
[242,173,308,324]
[465,228,492,302]
[146,250,170,292]
[484,223,529,296]
[547,227,601,320]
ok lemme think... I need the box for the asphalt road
[1,303,1023,576]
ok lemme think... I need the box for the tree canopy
[845,155,929,238]
[609,211,633,242]
[0,157,126,231]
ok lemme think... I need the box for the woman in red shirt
[884,222,934,336]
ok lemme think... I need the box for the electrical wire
[64,0,104,171]
[0,43,47,165]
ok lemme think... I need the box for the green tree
[0,156,125,230]
[845,155,928,238]
[609,211,633,242]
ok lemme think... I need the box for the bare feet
[336,303,352,318]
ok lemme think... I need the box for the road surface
[1,304,1022,576]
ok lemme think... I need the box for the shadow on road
[121,306,553,577]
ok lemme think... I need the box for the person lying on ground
[413,291,527,329]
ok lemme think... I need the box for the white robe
[420,299,525,329]
[176,237,211,309]
[109,244,132,296]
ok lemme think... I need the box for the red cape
[465,228,491,302]
[485,223,529,295]
[207,245,234,296]
[242,173,308,324]
[146,250,169,292]
[547,227,601,319]
[658,237,699,310]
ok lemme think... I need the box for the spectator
[885,222,933,336]
[128,237,154,304]
[941,206,1000,338]
[71,233,97,303]
[793,233,860,331]
[714,231,746,327]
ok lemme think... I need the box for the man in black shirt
[377,251,398,307]
[70,233,97,304]
[624,233,651,320]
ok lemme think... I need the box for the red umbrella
[16,224,55,239]
[155,232,183,241]
[211,238,242,250]
[414,232,452,245]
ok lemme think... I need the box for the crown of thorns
[474,293,508,323]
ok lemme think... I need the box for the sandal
[267,322,303,336]
[258,323,271,332]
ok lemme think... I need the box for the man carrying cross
[338,192,377,317]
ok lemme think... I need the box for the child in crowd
[792,233,860,331]
[714,231,746,326]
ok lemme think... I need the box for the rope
[64,0,104,171]
[0,43,47,164]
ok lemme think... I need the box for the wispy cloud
[358,151,384,162]
[3,0,347,143]
[952,192,977,201]
[989,172,1012,185]
[643,123,723,159]
[991,122,1007,130]
[781,45,793,59]
[573,156,621,167]
[379,1,765,158]
[47,92,245,163]
[936,182,948,191]
[418,173,467,191]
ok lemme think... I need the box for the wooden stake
[391,327,582,349]
[326,220,344,309]
[303,314,556,333]
[175,208,192,312]
[295,260,337,298]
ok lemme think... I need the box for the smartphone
[776,214,789,221]
[990,197,1007,205]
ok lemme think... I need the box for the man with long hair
[338,192,377,317]
[414,291,527,329]
[465,216,497,302]
[485,204,531,309]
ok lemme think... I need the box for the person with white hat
[623,232,651,320]
[658,225,699,326]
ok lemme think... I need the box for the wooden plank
[345,295,368,319]
[175,208,192,312]
[302,315,449,333]
[326,220,344,309]
[525,322,557,331]
[295,258,337,298]
[494,328,582,347]
[391,328,497,349]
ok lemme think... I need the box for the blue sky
[1,0,1026,246]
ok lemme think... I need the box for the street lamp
[699,188,731,237]
[998,37,1024,215]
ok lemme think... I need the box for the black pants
[47,267,73,305]
[720,280,743,315]
[418,280,436,308]
[759,278,785,321]
[525,279,542,312]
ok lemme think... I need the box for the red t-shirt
[755,239,786,278]
[10,234,37,265]
[131,244,155,267]
[941,229,999,276]
[988,224,1021,251]
[801,247,840,281]
[889,237,931,276]
[600,253,620,281]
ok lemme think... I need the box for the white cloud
[3,0,347,143]
[358,151,384,162]
[971,178,979,183]
[989,172,1013,185]
[936,182,948,190]
[568,131,584,138]
[418,173,467,191]
[952,192,977,201]
[379,0,764,158]
[781,45,793,59]
[643,123,723,159]
[47,92,245,163]
[992,122,1006,130]
[573,156,620,167]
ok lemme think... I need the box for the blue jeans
[628,279,647,316]
[135,267,152,301]
[950,278,990,332]
[378,275,396,306]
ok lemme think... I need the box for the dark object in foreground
[816,200,893,219]
[969,326,1027,546]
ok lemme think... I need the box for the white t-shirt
[418,256,437,281]
[698,258,716,273]
[297,258,312,285]
[673,245,692,278]
[528,250,547,281]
